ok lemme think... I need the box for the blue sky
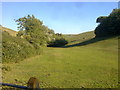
[2,2,118,34]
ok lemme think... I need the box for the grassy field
[2,34,118,88]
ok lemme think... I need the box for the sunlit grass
[2,36,118,88]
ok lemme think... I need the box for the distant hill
[64,31,95,45]
[0,26,17,36]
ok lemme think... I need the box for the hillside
[2,33,118,88]
[64,31,95,46]
[0,26,17,36]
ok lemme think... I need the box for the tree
[15,15,48,48]
[94,9,120,37]
[16,15,43,31]
[96,16,107,23]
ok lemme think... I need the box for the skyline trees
[95,9,120,37]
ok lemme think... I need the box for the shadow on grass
[63,35,119,48]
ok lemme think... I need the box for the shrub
[2,31,41,63]
[48,38,68,47]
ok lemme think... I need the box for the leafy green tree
[16,15,48,47]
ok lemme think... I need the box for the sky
[1,2,119,34]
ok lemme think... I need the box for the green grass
[2,35,118,88]
[64,31,95,44]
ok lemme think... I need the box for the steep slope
[64,31,95,46]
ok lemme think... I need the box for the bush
[48,38,68,47]
[2,31,42,63]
